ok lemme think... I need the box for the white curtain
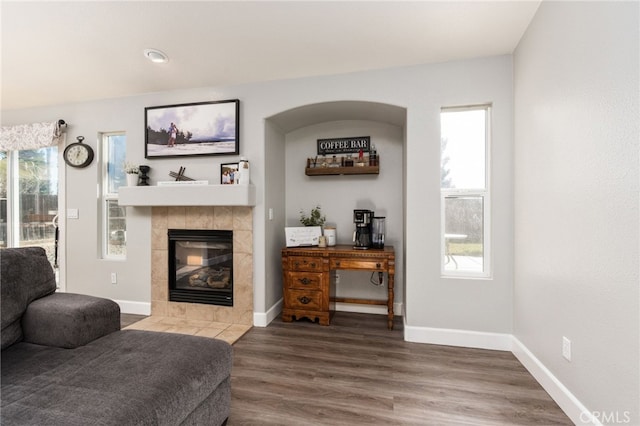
[0,121,64,151]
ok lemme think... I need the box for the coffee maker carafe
[353,209,373,249]
[371,216,385,249]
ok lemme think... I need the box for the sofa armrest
[22,293,121,348]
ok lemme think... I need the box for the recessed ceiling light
[143,49,169,63]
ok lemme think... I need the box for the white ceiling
[1,1,540,111]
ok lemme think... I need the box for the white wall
[514,2,639,424]
[262,119,286,323]
[403,58,515,336]
[2,54,515,339]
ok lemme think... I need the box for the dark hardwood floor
[120,313,147,328]
[229,312,572,425]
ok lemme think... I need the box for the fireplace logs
[186,267,231,289]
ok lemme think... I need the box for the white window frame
[100,132,126,260]
[1,146,66,289]
[440,104,491,279]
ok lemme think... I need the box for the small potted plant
[300,205,326,227]
[124,162,139,186]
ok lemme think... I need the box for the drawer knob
[310,262,316,268]
[294,261,300,268]
[299,277,311,285]
[298,296,311,304]
[335,261,341,267]
[376,263,381,268]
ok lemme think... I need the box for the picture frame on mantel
[221,162,239,185]
[144,99,240,159]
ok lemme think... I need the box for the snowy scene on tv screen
[146,101,238,157]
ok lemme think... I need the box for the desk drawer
[285,289,323,311]
[286,272,322,290]
[289,256,323,272]
[331,258,387,271]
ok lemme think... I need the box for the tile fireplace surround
[149,206,253,327]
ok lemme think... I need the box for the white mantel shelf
[118,184,256,207]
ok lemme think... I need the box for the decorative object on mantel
[169,166,195,181]
[306,136,379,176]
[237,157,250,185]
[221,163,239,184]
[144,99,240,159]
[126,174,139,187]
[221,157,250,185]
[138,165,150,186]
[124,162,139,186]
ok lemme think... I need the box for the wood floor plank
[229,312,572,425]
[120,313,147,328]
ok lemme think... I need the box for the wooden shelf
[305,165,379,176]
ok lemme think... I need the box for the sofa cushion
[1,330,232,425]
[22,293,121,348]
[1,247,56,349]
[1,321,23,353]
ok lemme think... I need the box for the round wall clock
[63,136,94,168]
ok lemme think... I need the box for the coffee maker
[353,209,373,249]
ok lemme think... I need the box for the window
[440,105,491,277]
[0,148,59,265]
[101,133,127,258]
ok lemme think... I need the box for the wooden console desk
[281,245,395,329]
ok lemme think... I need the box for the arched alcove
[262,100,407,323]
[268,100,406,132]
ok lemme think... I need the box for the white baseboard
[254,298,283,327]
[114,300,151,316]
[511,337,601,426]
[403,322,512,351]
[332,301,404,317]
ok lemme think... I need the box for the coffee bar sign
[317,136,370,155]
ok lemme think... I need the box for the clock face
[64,143,94,168]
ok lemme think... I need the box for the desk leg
[387,272,394,330]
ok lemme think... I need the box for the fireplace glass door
[168,229,233,306]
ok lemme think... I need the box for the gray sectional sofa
[1,247,232,425]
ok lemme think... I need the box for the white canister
[238,157,250,185]
[126,174,138,186]
[324,227,336,246]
